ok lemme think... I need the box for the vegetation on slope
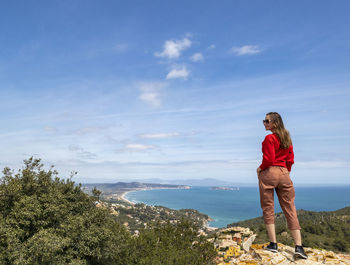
[106,199,210,233]
[0,158,216,265]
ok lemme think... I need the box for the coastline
[119,186,190,206]
[121,187,218,230]
[120,191,135,205]
[204,219,219,230]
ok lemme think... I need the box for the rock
[213,227,350,264]
[223,242,350,265]
[242,234,256,252]
[270,254,288,264]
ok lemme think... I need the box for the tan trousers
[258,166,301,230]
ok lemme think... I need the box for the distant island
[211,186,240,191]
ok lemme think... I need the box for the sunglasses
[263,119,271,124]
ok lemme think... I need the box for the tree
[0,157,131,265]
[91,187,102,201]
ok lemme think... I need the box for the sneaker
[265,242,278,253]
[294,245,308,259]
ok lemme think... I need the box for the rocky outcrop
[214,226,350,265]
[220,242,350,265]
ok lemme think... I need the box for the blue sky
[1,0,349,185]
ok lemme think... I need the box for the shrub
[0,158,131,265]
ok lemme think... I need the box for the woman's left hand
[256,167,261,176]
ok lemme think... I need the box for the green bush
[333,239,348,252]
[0,158,131,265]
[128,219,216,265]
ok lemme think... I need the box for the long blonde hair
[266,112,292,149]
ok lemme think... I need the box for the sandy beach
[119,186,191,206]
[120,191,135,205]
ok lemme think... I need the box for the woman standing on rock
[256,112,308,259]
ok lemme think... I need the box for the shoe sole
[266,248,278,253]
[294,252,308,259]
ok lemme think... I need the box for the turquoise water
[125,186,350,228]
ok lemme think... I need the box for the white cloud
[230,45,261,55]
[124,144,157,151]
[155,38,192,59]
[207,44,215,49]
[139,82,167,107]
[140,132,180,139]
[190,53,204,62]
[166,66,190,80]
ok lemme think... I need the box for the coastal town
[95,193,215,235]
[83,181,253,234]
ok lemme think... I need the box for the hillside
[98,199,213,235]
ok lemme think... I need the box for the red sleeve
[286,145,294,172]
[259,135,275,171]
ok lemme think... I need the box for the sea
[124,186,350,228]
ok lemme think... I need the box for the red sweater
[259,133,294,172]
